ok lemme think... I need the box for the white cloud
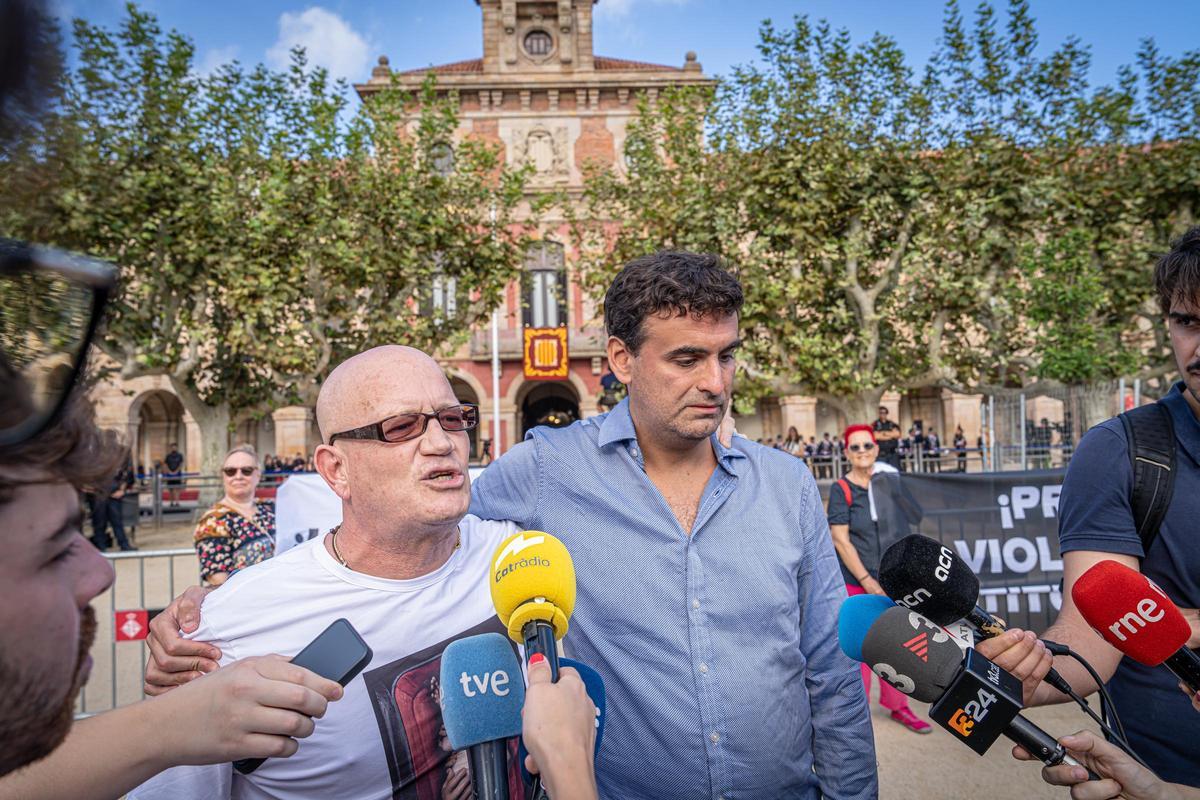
[266,7,374,83]
[196,45,240,77]
[595,0,690,20]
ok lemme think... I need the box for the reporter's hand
[975,627,1053,704]
[1014,730,1183,800]
[522,655,598,800]
[1182,681,1200,713]
[144,585,220,696]
[158,654,343,764]
[860,577,887,597]
[1181,606,1200,649]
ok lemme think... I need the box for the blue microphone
[837,594,896,662]
[440,633,525,800]
[519,656,607,786]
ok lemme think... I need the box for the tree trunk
[827,388,887,427]
[168,376,232,508]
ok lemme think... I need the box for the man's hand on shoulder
[144,585,221,695]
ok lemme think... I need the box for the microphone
[879,534,1076,696]
[1072,560,1200,692]
[837,594,898,663]
[518,657,607,786]
[491,530,576,681]
[843,604,1098,778]
[440,633,525,800]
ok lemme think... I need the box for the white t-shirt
[129,515,521,800]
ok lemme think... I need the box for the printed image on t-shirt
[363,617,527,800]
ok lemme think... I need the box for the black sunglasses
[848,442,876,452]
[223,466,257,477]
[329,404,479,445]
[0,239,115,447]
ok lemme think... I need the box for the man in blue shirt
[985,228,1200,787]
[472,252,876,799]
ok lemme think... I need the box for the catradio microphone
[1072,560,1200,692]
[843,604,1099,779]
[879,534,1076,696]
[491,530,576,681]
[440,633,525,800]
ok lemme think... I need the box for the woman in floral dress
[194,445,275,586]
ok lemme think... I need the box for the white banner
[274,468,487,556]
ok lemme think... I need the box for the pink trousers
[846,583,913,712]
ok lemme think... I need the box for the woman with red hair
[827,423,931,734]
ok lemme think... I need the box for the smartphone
[233,618,373,775]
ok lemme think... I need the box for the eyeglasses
[223,466,257,477]
[0,239,116,447]
[848,442,876,452]
[328,404,479,445]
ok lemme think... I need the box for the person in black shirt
[163,443,184,507]
[953,425,968,472]
[872,407,901,469]
[826,424,930,734]
[88,453,136,551]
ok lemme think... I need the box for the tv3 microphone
[1072,560,1200,692]
[841,603,1099,779]
[440,633,525,800]
[879,533,1077,696]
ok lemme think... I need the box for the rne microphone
[491,530,576,681]
[879,533,1076,696]
[842,604,1098,779]
[1072,560,1200,692]
[440,633,525,800]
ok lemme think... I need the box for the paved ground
[90,516,1096,799]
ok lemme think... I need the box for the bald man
[130,346,526,800]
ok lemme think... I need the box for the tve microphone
[879,534,1076,695]
[440,633,525,800]
[1072,560,1200,692]
[518,657,607,786]
[491,531,576,681]
[854,606,1097,778]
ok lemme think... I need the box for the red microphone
[1072,560,1200,692]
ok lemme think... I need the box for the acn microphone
[1072,560,1200,693]
[840,604,1099,779]
[490,530,576,681]
[879,533,1077,696]
[440,633,525,800]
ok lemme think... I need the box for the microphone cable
[1041,639,1148,770]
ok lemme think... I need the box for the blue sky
[60,1,1199,97]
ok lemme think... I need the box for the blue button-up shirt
[470,400,877,800]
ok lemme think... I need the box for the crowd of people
[757,417,969,476]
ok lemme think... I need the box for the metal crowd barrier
[76,547,200,718]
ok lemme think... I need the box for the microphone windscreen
[1071,560,1191,666]
[879,534,980,625]
[491,531,576,642]
[440,633,525,749]
[860,606,964,703]
[837,594,897,663]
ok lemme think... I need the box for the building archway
[449,376,482,461]
[128,389,186,476]
[519,381,580,437]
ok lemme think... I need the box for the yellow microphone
[490,530,576,681]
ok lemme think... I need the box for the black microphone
[879,534,1077,697]
[854,605,1098,778]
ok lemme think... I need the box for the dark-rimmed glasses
[223,466,257,477]
[328,404,479,445]
[848,442,875,452]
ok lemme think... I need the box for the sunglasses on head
[223,466,257,477]
[848,442,875,452]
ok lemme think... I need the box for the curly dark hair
[603,252,743,353]
[1155,226,1200,316]
[0,393,124,504]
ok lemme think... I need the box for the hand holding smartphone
[233,618,372,775]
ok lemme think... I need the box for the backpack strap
[836,478,852,507]
[1118,402,1176,558]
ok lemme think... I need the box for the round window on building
[524,29,553,57]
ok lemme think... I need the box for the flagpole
[490,204,503,459]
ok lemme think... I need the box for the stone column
[183,412,203,473]
[272,406,314,460]
[880,391,902,422]
[779,395,817,439]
